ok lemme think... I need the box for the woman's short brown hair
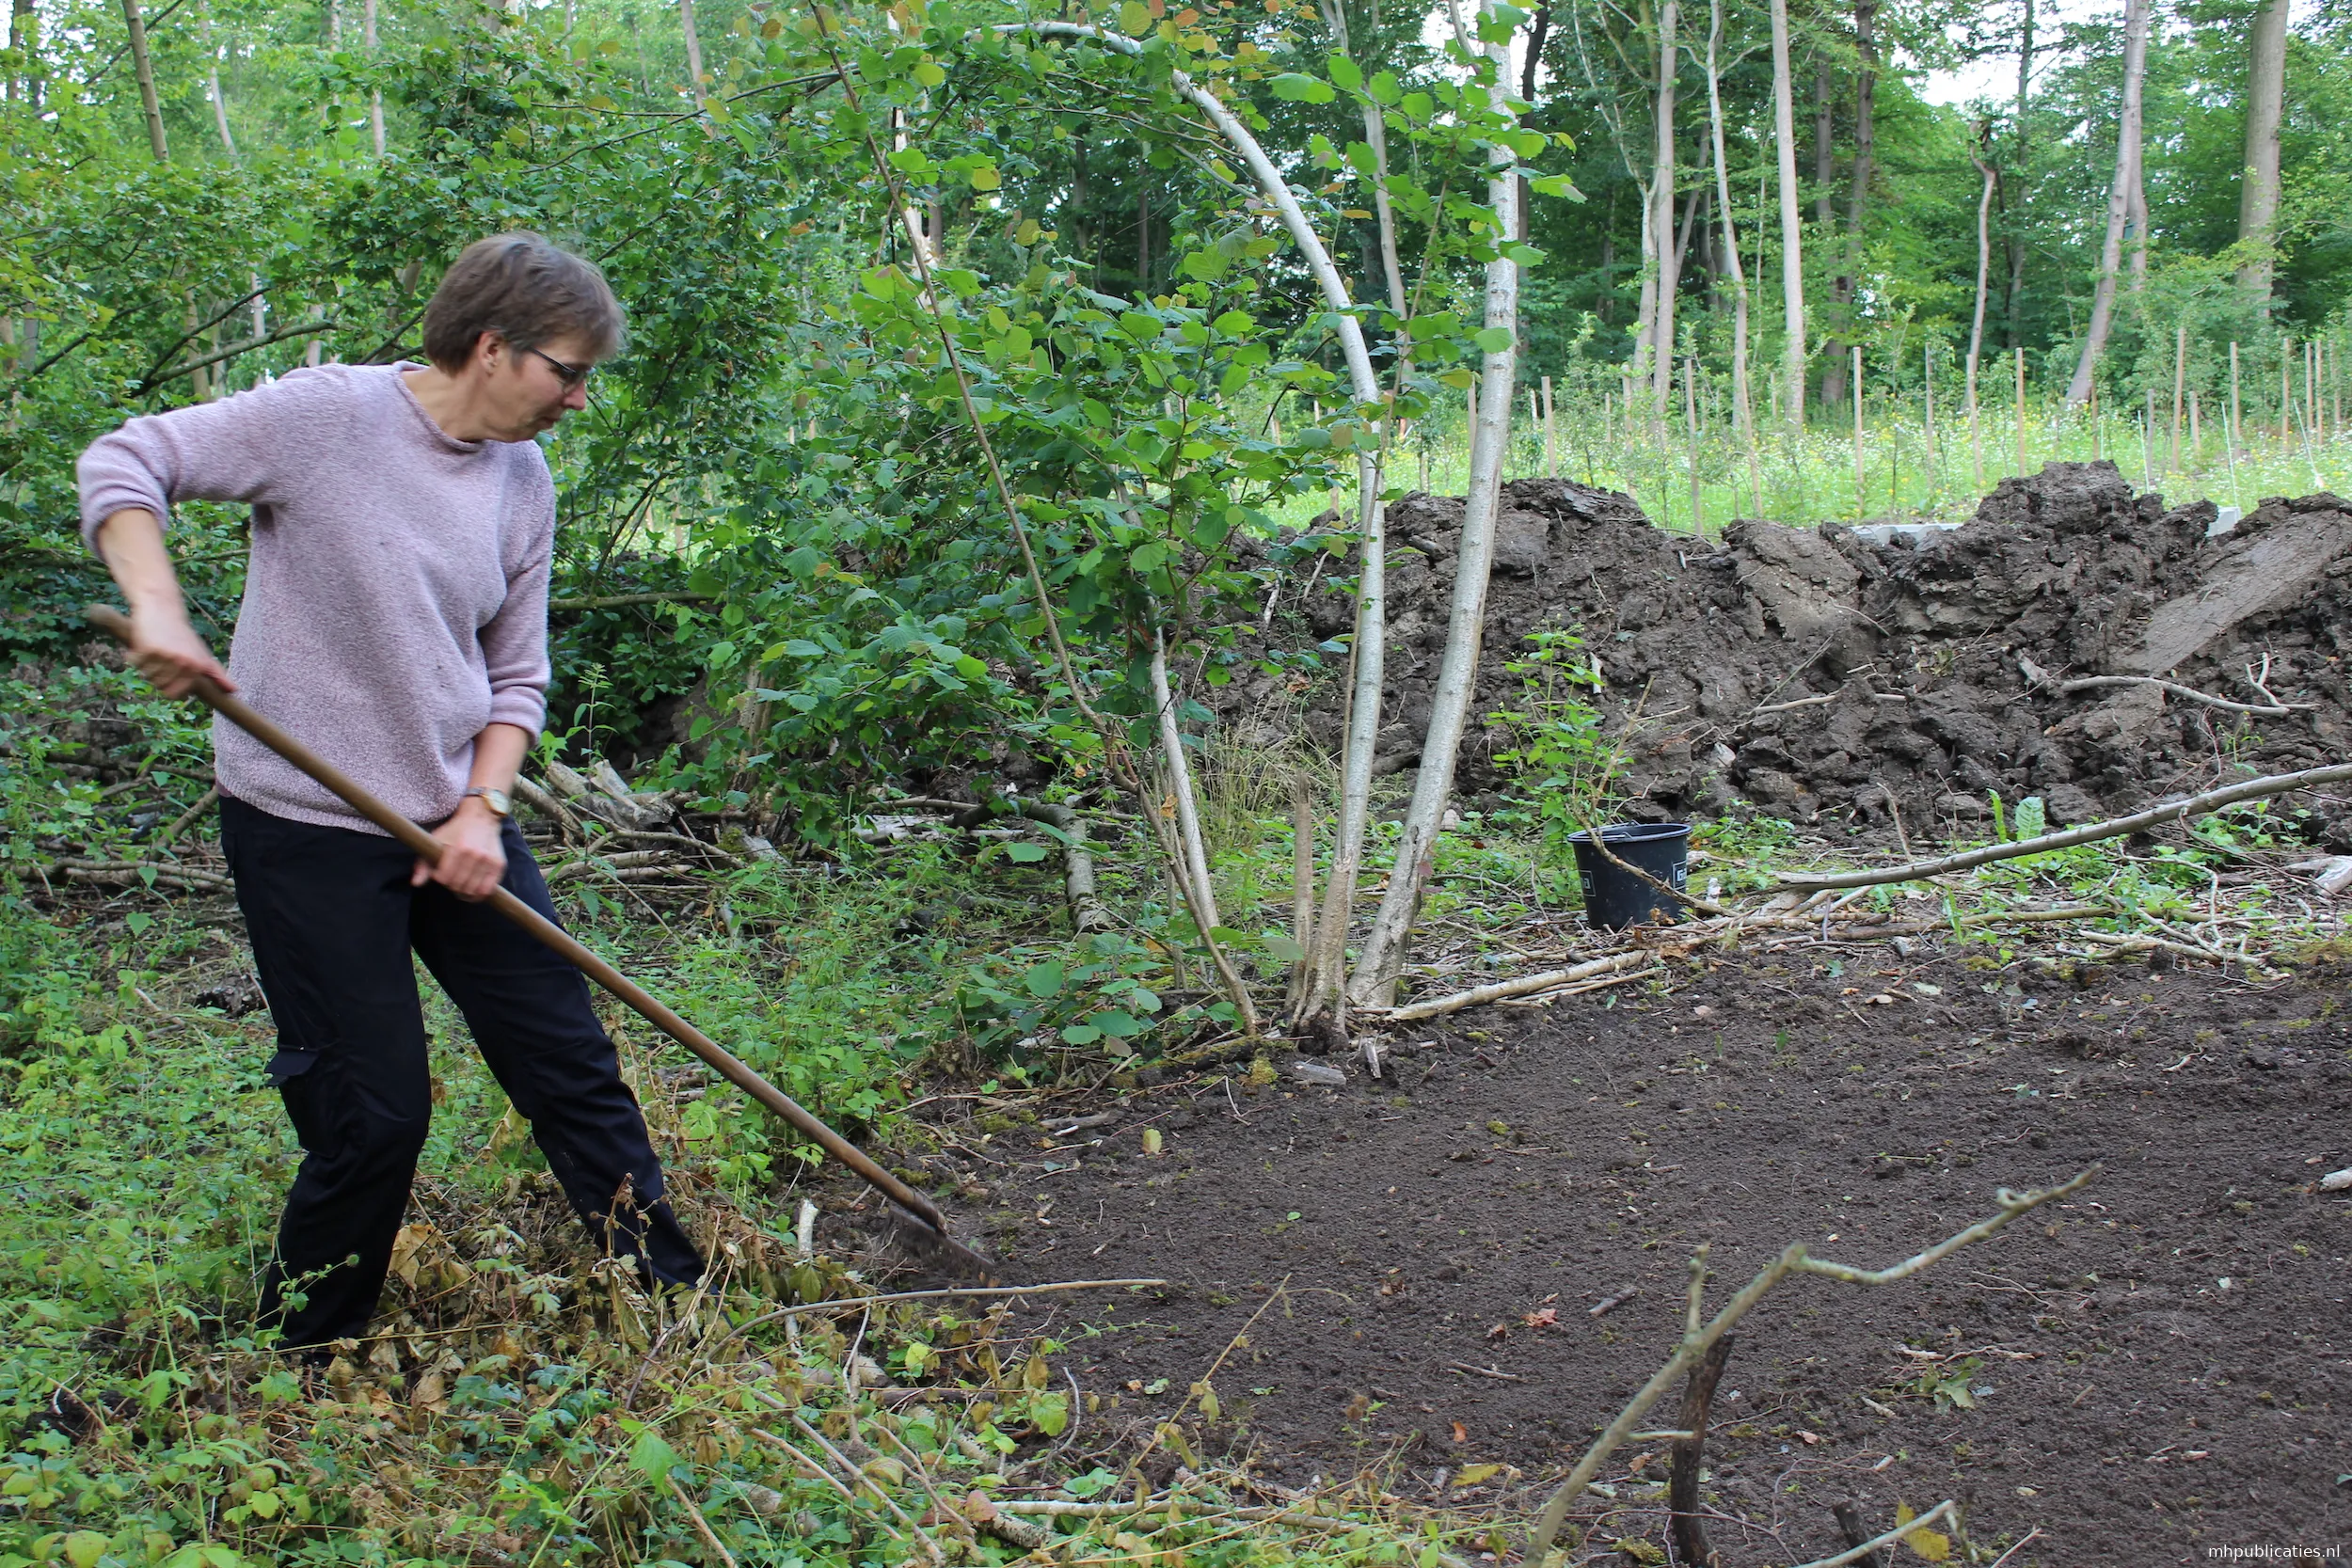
[421,232,625,372]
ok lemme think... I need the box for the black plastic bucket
[1568,822,1692,929]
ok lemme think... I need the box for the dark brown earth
[1212,465,2352,845]
[909,949,2352,1566]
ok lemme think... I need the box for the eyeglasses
[524,344,594,388]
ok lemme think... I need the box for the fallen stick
[1959,904,2113,927]
[153,784,219,849]
[1494,969,1653,1008]
[1375,951,1654,1022]
[2056,673,2308,716]
[1791,1499,1957,1568]
[1762,762,2352,893]
[721,1277,1167,1342]
[53,858,230,892]
[1521,1170,2095,1561]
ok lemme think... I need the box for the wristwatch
[463,785,513,818]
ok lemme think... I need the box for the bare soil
[915,949,2352,1566]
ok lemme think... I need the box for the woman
[80,232,704,1350]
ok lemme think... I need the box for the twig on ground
[663,1470,740,1568]
[153,785,218,849]
[1377,951,1655,1022]
[2055,673,2307,716]
[721,1278,1165,1344]
[1763,762,2352,893]
[1493,969,1654,1008]
[52,857,230,892]
[1521,1169,2097,1561]
[1446,1361,1526,1382]
[1788,1500,1957,1568]
[1983,1527,2046,1567]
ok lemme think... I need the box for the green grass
[1267,386,2351,536]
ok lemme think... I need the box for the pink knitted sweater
[78,363,555,833]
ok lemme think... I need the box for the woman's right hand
[95,510,236,699]
[127,607,235,698]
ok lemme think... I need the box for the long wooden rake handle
[87,604,951,1236]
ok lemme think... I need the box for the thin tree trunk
[1768,0,1806,425]
[2236,0,2287,305]
[2003,0,2031,350]
[1706,0,1761,507]
[678,0,707,104]
[1647,0,1679,417]
[1812,61,1833,228]
[1011,21,1387,1038]
[121,0,168,162]
[1824,0,1876,411]
[2067,0,2147,406]
[1148,627,1223,938]
[365,0,384,155]
[1848,0,1876,240]
[1350,0,1523,1007]
[204,5,235,159]
[1815,61,1843,409]
[1967,130,1996,492]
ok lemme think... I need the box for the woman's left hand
[417,799,509,901]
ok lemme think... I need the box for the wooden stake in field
[2170,323,2185,473]
[1686,356,1703,534]
[2281,341,2293,442]
[1542,374,1557,478]
[1851,345,1865,515]
[2014,349,2028,477]
[2090,378,2102,462]
[2230,340,2243,453]
[1923,341,1939,502]
[1967,338,1984,492]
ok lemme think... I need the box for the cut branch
[1521,1169,2095,1561]
[2055,673,2307,716]
[1761,762,2352,893]
[1375,950,1653,1022]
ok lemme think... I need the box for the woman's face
[479,330,596,440]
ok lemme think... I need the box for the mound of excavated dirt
[1216,463,2352,838]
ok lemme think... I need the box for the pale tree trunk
[679,0,707,104]
[1317,0,1407,322]
[204,6,235,159]
[2003,0,2031,348]
[1967,129,1996,490]
[2067,0,2147,405]
[2236,0,2286,304]
[122,0,168,162]
[1149,626,1223,939]
[365,0,384,155]
[1768,0,1806,425]
[1006,22,1386,1037]
[2127,125,2150,294]
[1646,0,1679,417]
[1846,0,1875,287]
[1349,0,1523,1009]
[1816,61,1844,409]
[1705,0,1761,508]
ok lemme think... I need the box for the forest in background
[6,0,2352,1560]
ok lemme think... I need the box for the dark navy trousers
[220,795,703,1347]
